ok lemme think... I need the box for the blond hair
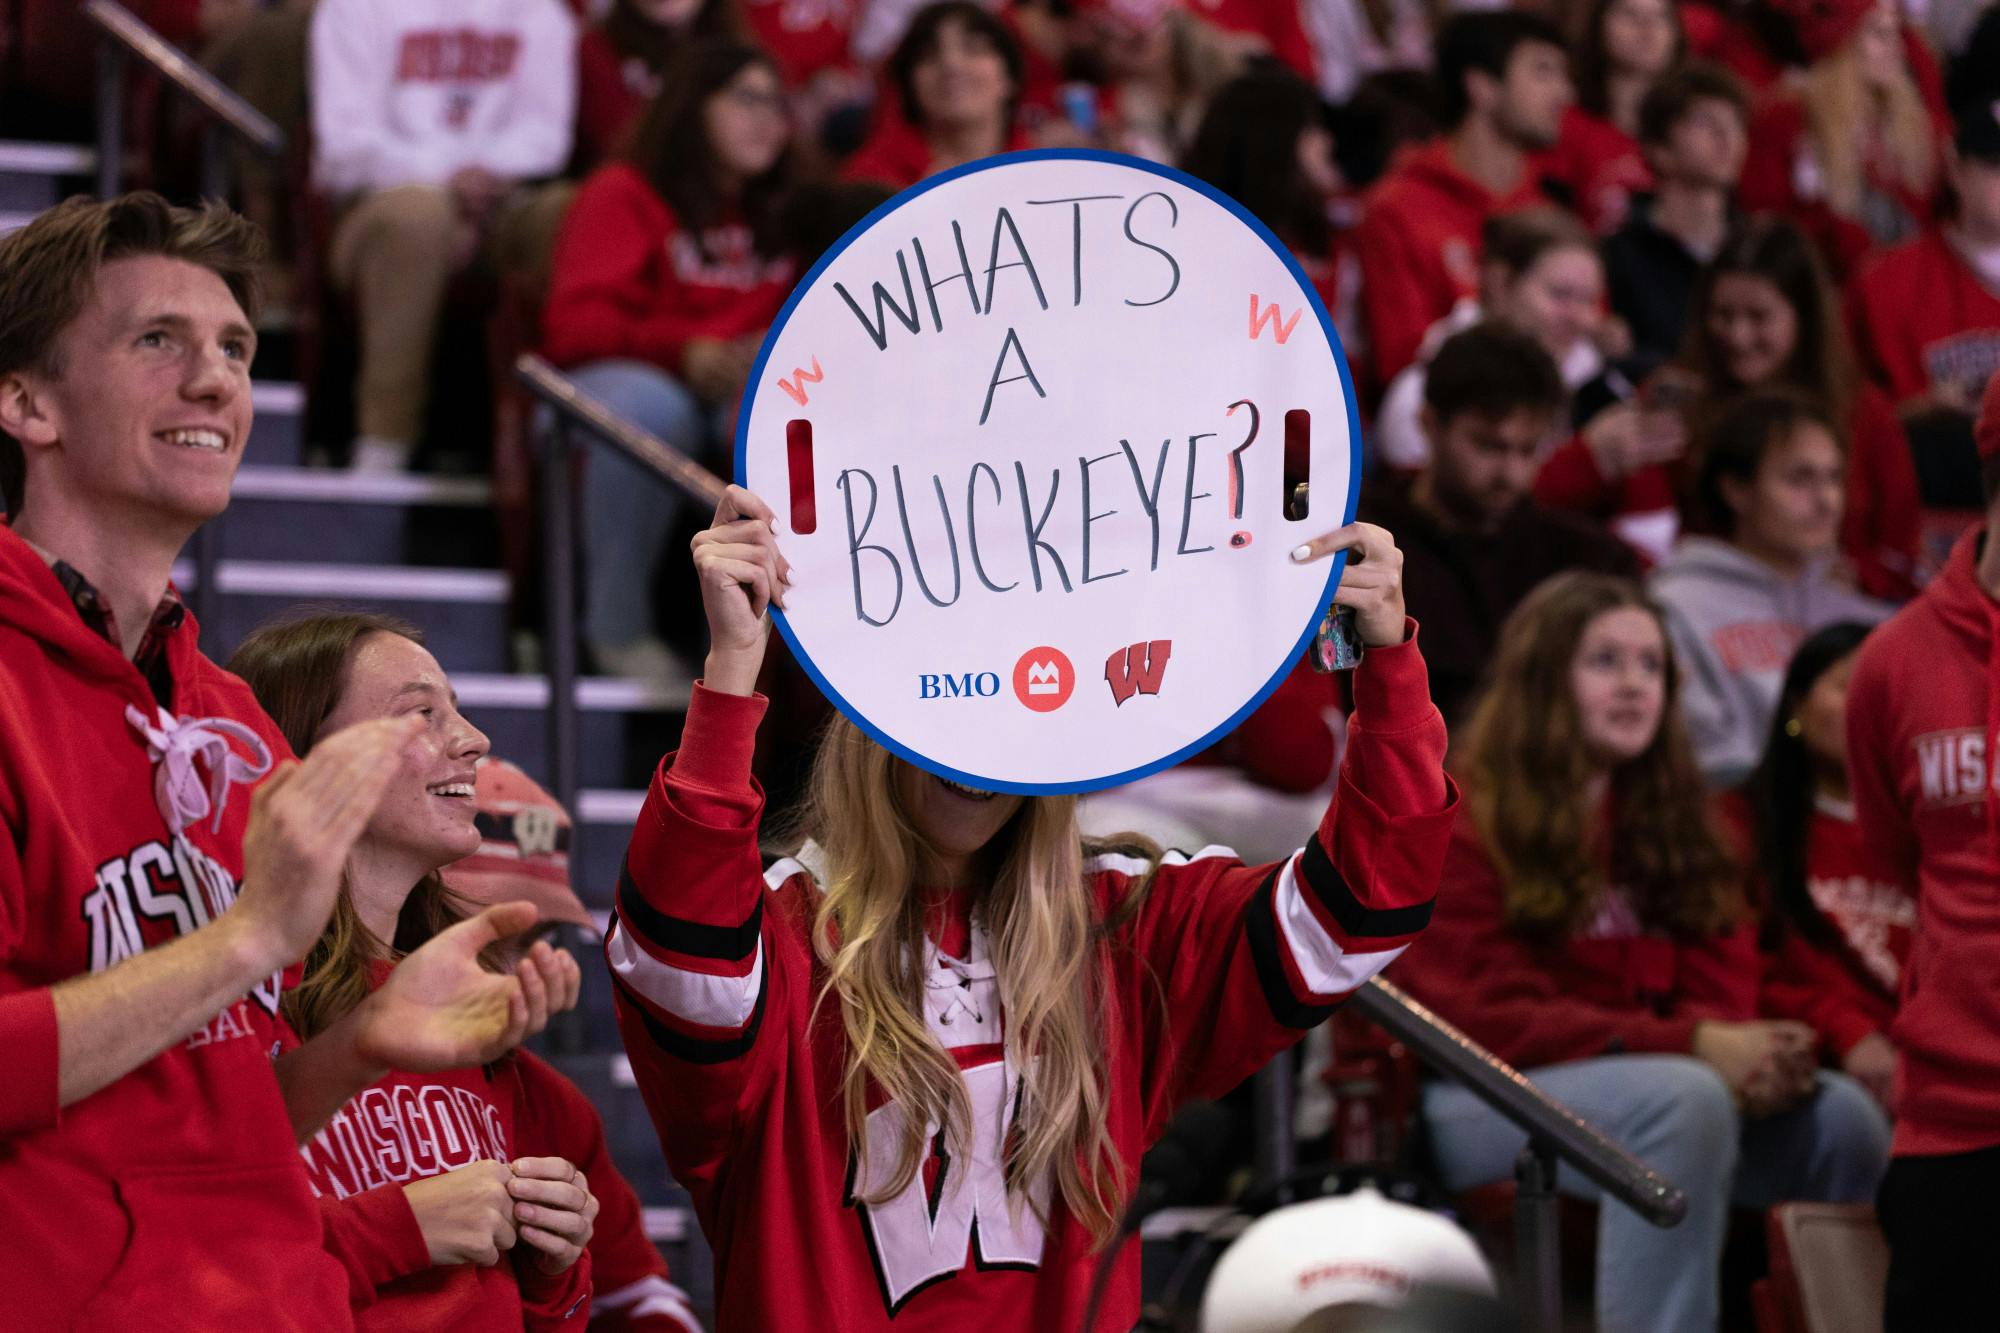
[1798,41,1935,222]
[800,716,1135,1244]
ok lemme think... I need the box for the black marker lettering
[1178,433,1216,555]
[834,251,924,350]
[1013,461,1072,593]
[966,461,1018,593]
[979,327,1046,426]
[983,207,1049,313]
[1119,437,1172,571]
[1122,192,1182,308]
[1027,195,1123,306]
[911,221,980,332]
[1079,450,1128,585]
[838,468,904,625]
[891,465,963,608]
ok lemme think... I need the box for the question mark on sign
[1225,399,1259,548]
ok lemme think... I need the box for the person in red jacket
[1539,0,1680,233]
[574,0,747,169]
[606,484,1454,1330]
[1847,99,2000,417]
[1351,9,1570,389]
[232,611,598,1329]
[543,38,798,694]
[1732,620,1908,1109]
[1391,570,1891,1333]
[0,194,563,1328]
[843,2,1030,190]
[1849,371,2000,1329]
[1738,0,1941,281]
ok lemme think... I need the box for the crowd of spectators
[10,0,2000,1325]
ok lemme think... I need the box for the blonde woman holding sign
[605,483,1456,1330]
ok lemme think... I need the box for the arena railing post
[1514,1140,1562,1332]
[95,38,126,198]
[542,417,583,890]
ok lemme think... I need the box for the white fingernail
[1290,544,1313,563]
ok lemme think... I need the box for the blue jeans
[559,360,729,651]
[1423,1056,1891,1333]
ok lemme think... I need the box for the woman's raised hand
[693,485,793,696]
[1288,522,1409,648]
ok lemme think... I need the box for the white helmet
[1201,1187,1496,1333]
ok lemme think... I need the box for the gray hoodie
[1649,537,1892,787]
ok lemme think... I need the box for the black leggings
[1880,1143,2000,1331]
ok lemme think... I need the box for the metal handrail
[89,0,288,632]
[512,354,728,878]
[86,0,284,171]
[1354,977,1686,1226]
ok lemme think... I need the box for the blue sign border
[734,147,1366,795]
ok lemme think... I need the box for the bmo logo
[918,670,1001,700]
[1012,647,1074,713]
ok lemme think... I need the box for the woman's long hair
[1183,66,1333,258]
[1570,0,1684,120]
[1462,573,1742,939]
[625,38,792,258]
[796,716,1141,1246]
[1740,621,1874,949]
[1683,215,1857,418]
[227,611,481,1041]
[1798,32,1936,224]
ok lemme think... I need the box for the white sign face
[737,150,1361,794]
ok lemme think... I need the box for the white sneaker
[591,636,700,701]
[350,436,413,473]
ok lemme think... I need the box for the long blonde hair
[1798,39,1935,222]
[799,716,1135,1245]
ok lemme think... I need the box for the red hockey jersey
[542,162,797,378]
[0,525,352,1329]
[608,634,1454,1330]
[1535,105,1651,235]
[1847,528,2000,1156]
[1848,227,2000,411]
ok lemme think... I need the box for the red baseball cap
[1978,370,2000,461]
[443,758,596,932]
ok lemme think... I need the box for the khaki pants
[328,181,573,445]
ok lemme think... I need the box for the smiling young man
[0,193,563,1328]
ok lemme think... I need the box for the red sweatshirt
[1535,105,1650,235]
[1719,795,1909,1059]
[1848,227,2000,411]
[1847,527,2000,1156]
[1389,814,1760,1071]
[742,0,856,87]
[1351,139,1550,387]
[295,1001,592,1328]
[1183,0,1315,79]
[841,116,1034,191]
[1533,381,1922,597]
[0,526,352,1329]
[608,631,1455,1330]
[542,162,797,378]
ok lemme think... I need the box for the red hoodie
[0,526,353,1329]
[1351,139,1549,388]
[1535,105,1650,235]
[741,0,856,87]
[1389,814,1761,1071]
[609,632,1455,1330]
[295,978,592,1329]
[1847,526,2000,1156]
[1848,227,2000,411]
[542,162,798,378]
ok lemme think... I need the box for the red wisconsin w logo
[777,355,825,406]
[1105,640,1172,706]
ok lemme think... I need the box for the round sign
[737,149,1362,794]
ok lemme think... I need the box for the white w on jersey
[847,921,1050,1311]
